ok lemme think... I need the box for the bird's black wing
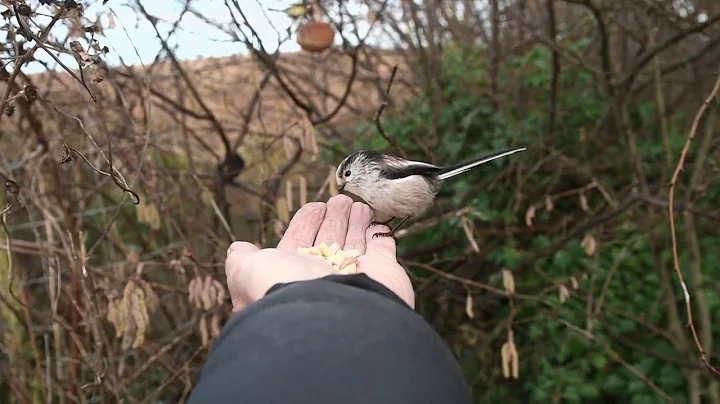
[379,160,443,180]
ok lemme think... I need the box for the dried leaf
[465,292,474,319]
[544,195,554,212]
[581,234,597,256]
[501,269,515,296]
[525,205,536,227]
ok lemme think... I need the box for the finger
[313,194,353,247]
[277,202,327,251]
[365,224,397,259]
[225,241,260,278]
[343,202,372,254]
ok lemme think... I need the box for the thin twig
[667,71,720,377]
[64,146,140,204]
[374,65,406,158]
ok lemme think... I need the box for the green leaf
[602,374,626,394]
[578,384,600,398]
[591,353,608,369]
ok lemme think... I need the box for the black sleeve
[187,273,473,404]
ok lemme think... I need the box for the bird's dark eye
[344,170,351,177]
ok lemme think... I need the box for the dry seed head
[213,279,225,306]
[130,286,149,348]
[106,298,124,339]
[558,284,570,303]
[465,292,474,319]
[200,276,213,310]
[500,335,519,379]
[501,269,515,296]
[327,167,338,196]
[525,205,536,227]
[199,314,209,347]
[210,312,221,338]
[544,195,554,212]
[461,217,480,253]
[579,192,590,212]
[188,276,204,308]
[276,196,289,224]
[285,180,293,212]
[299,175,307,205]
[138,280,159,312]
[581,234,597,256]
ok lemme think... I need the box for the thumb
[225,241,259,276]
[225,241,260,312]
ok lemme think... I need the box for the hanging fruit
[297,20,334,53]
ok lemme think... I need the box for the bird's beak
[337,184,345,192]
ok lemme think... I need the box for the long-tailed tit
[336,147,527,238]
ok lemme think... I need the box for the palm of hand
[225,195,414,312]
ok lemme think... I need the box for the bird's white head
[335,151,384,199]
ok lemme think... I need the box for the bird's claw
[372,230,396,240]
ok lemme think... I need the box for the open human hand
[225,194,415,312]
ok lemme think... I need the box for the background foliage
[0,0,719,403]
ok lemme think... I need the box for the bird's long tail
[435,147,527,181]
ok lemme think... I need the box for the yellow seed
[327,243,341,255]
[338,256,359,270]
[337,263,357,274]
[328,253,347,266]
[297,247,310,255]
[345,249,361,258]
[307,246,321,255]
[318,243,331,256]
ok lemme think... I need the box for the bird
[269,2,311,20]
[335,147,527,238]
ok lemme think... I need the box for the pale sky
[23,0,377,73]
